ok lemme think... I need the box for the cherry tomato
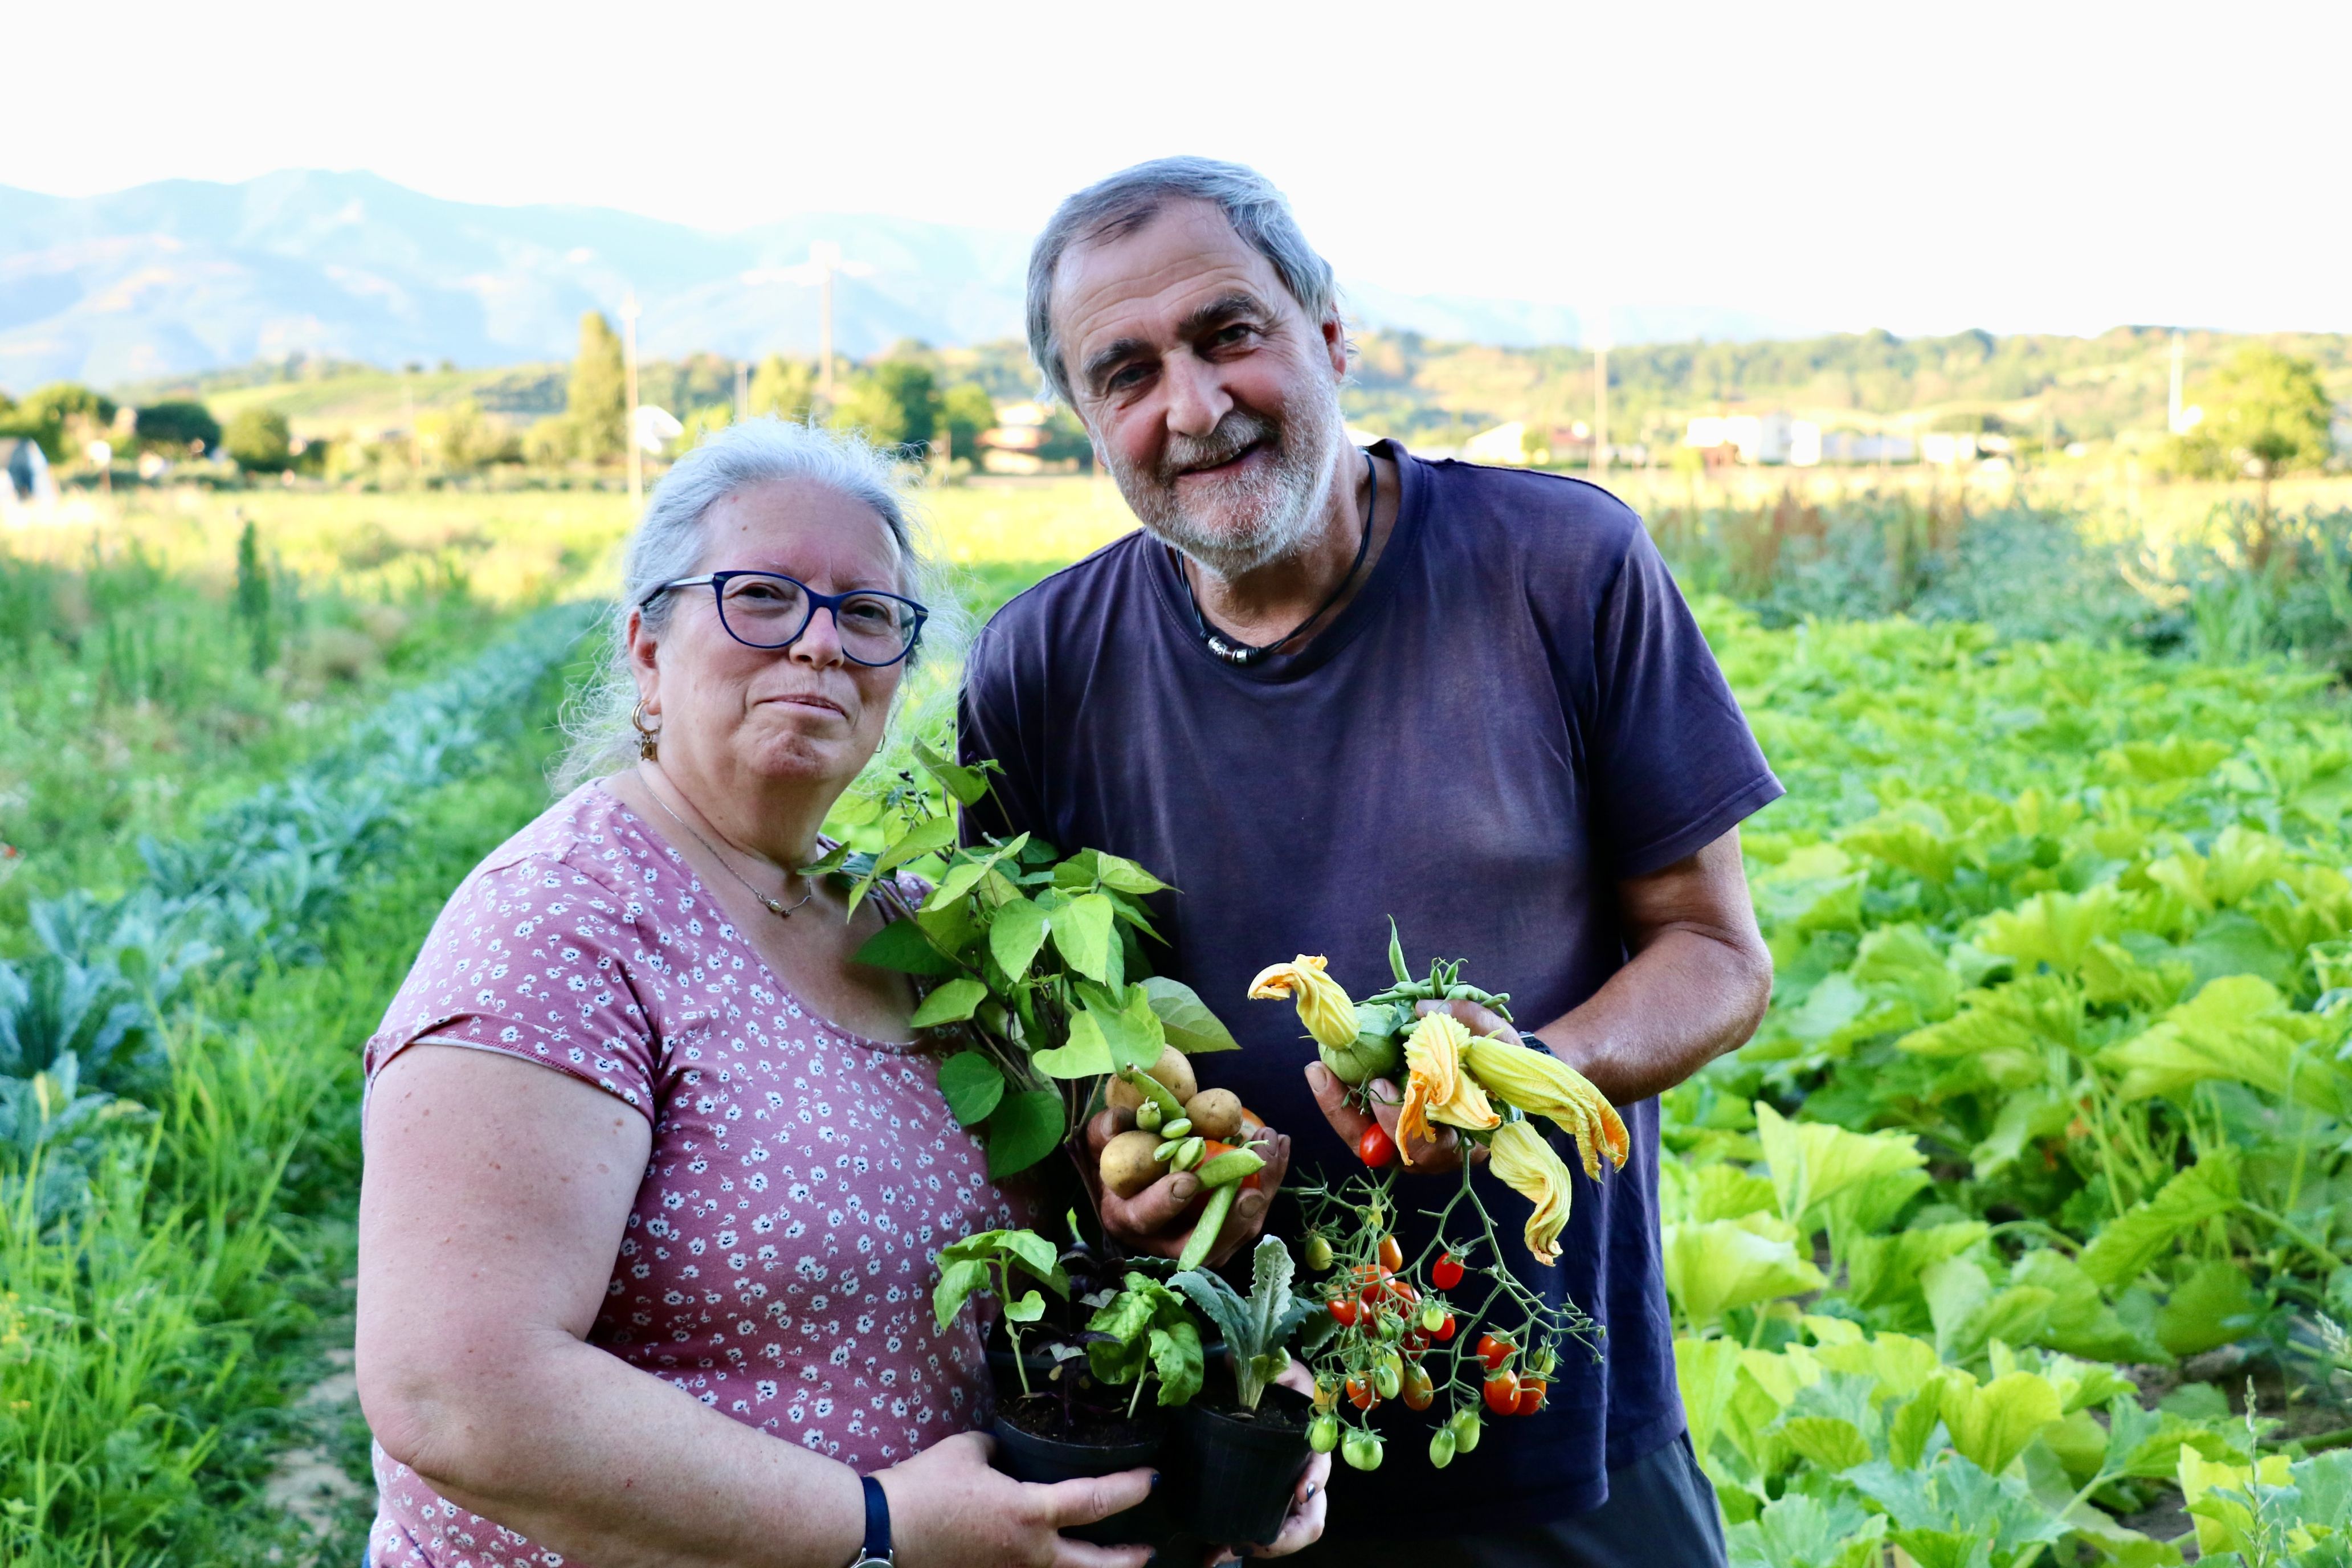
[1402,1328,1430,1357]
[1420,1301,1447,1333]
[1346,1374,1380,1411]
[1432,1312,1457,1342]
[1377,1235,1405,1273]
[1449,1408,1483,1453]
[1526,1346,1558,1378]
[1341,1430,1385,1472]
[1477,1333,1516,1373]
[1483,1370,1521,1415]
[1308,1412,1340,1453]
[1383,1276,1420,1309]
[1516,1377,1549,1416]
[1373,1350,1404,1400]
[1327,1296,1359,1328]
[1432,1252,1467,1291]
[1358,1124,1396,1167]
[1313,1375,1338,1412]
[1304,1234,1334,1272]
[1402,1363,1435,1411]
[1428,1427,1457,1469]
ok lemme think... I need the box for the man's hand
[1083,1108,1290,1264]
[1302,997,1512,1177]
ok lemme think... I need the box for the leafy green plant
[932,1227,1071,1398]
[1087,1272,1206,1415]
[822,741,1239,1179]
[1173,1235,1326,1412]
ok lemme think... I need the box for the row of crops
[1669,605,2352,1566]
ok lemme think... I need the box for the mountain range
[0,169,1809,390]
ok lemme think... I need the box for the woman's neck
[636,757,830,879]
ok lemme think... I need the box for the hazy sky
[9,0,2345,337]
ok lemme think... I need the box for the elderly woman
[354,420,1155,1568]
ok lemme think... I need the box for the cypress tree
[234,520,273,673]
[567,312,628,461]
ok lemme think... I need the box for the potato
[1099,1129,1168,1199]
[1104,1045,1199,1112]
[1183,1088,1244,1141]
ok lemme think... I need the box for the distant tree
[566,311,628,461]
[939,383,997,464]
[749,354,818,423]
[2171,345,2336,521]
[134,400,223,456]
[831,360,937,452]
[224,406,295,473]
[15,383,117,461]
[234,520,274,673]
[417,399,518,469]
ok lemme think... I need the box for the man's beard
[1103,384,1345,580]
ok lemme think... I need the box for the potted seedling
[936,1230,1188,1547]
[1166,1236,1335,1547]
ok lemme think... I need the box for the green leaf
[1922,1257,2055,1366]
[989,896,1050,980]
[852,918,962,978]
[1940,1371,2063,1474]
[933,1257,989,1332]
[1150,1319,1205,1406]
[873,812,958,877]
[1089,986,1166,1075]
[1778,1415,1871,1472]
[913,738,991,807]
[1050,892,1118,984]
[2157,1259,2261,1358]
[799,840,852,878]
[997,1228,1068,1289]
[924,855,995,912]
[1094,853,1169,895]
[983,1091,1065,1179]
[1661,1216,1827,1330]
[2077,1158,2239,1291]
[1142,977,1241,1055]
[937,1050,1006,1126]
[1005,1289,1047,1323]
[1674,1334,1747,1465]
[908,977,986,1029]
[2099,973,2347,1113]
[1725,1491,1888,1568]
[1755,1101,1927,1242]
[1031,1011,1115,1078]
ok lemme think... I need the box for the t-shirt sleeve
[1586,522,1783,878]
[363,852,663,1123]
[957,619,1054,847]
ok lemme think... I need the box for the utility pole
[2167,329,2185,435]
[1590,304,1612,482]
[812,240,840,408]
[622,290,643,510]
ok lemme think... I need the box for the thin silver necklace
[642,770,816,920]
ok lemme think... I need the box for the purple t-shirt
[959,443,1781,1532]
[360,785,1015,1568]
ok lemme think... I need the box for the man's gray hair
[1025,156,1338,405]
[554,416,959,789]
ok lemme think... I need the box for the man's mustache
[1157,410,1277,485]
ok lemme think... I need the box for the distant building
[1816,431,1918,465]
[978,402,1050,475]
[1463,422,1532,466]
[1684,413,1819,466]
[1920,432,1979,466]
[3,438,55,505]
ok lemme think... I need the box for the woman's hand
[1081,1109,1291,1265]
[1204,1360,1330,1563]
[879,1431,1155,1568]
[1305,999,1514,1175]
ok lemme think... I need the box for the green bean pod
[1197,1148,1266,1187]
[1175,1182,1238,1272]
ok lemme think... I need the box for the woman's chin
[742,734,871,791]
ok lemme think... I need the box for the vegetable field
[4,483,2351,1565]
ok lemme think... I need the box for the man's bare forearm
[1530,925,1772,1104]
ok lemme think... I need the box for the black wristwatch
[847,1473,893,1568]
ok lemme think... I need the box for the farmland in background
[6,473,2352,1565]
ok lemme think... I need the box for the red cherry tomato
[1346,1373,1381,1411]
[1359,1124,1396,1167]
[1377,1235,1405,1273]
[1432,1312,1457,1342]
[1483,1370,1521,1415]
[1477,1333,1516,1373]
[1384,1276,1420,1309]
[1432,1252,1466,1291]
[1328,1296,1359,1328]
[1516,1378,1549,1416]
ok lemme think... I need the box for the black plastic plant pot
[991,1397,1172,1548]
[1170,1377,1316,1547]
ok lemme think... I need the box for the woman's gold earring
[631,697,660,761]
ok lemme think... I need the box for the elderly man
[961,158,1779,1566]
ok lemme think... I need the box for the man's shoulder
[969,528,1154,665]
[1416,452,1645,551]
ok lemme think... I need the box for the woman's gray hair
[556,416,963,790]
[1025,156,1339,406]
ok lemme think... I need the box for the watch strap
[857,1472,893,1566]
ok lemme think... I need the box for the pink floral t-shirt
[361,784,1014,1568]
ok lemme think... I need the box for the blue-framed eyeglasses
[642,571,929,667]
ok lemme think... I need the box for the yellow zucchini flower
[1463,1037,1630,1179]
[1488,1120,1576,1267]
[1247,956,1359,1050]
[1396,1012,1500,1161]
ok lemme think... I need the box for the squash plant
[810,744,1239,1179]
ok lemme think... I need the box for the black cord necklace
[1178,451,1377,667]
